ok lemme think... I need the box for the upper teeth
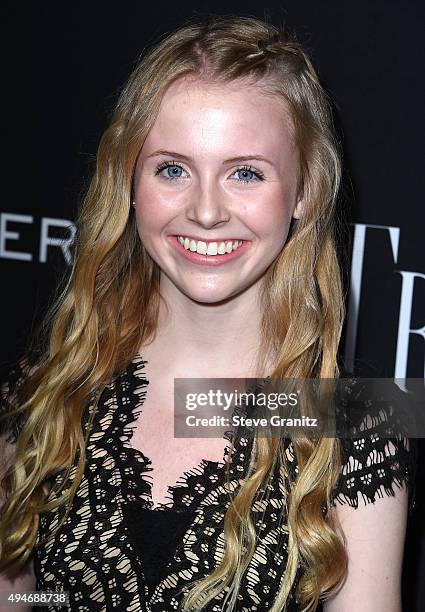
[177,236,243,255]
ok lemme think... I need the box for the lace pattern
[105,356,241,512]
[0,353,418,611]
[330,376,418,513]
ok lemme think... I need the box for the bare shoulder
[0,558,37,612]
[324,483,408,612]
[1,432,37,594]
[0,434,37,610]
[0,354,40,610]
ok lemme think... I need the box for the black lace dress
[0,353,418,612]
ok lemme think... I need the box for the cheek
[134,183,172,238]
[249,193,292,240]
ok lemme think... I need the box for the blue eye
[155,161,187,181]
[234,166,264,183]
[154,160,265,183]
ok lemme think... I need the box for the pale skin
[130,75,409,610]
[0,76,409,610]
[324,487,409,611]
[0,432,38,611]
[131,76,304,509]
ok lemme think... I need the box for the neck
[139,274,272,379]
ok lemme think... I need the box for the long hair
[0,15,348,611]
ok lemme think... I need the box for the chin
[177,282,247,305]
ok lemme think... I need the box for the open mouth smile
[168,235,251,266]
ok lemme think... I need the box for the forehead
[141,76,296,156]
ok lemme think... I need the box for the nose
[185,179,231,228]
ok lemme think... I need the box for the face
[132,77,304,304]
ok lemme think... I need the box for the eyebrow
[146,149,274,166]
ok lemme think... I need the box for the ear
[292,197,305,220]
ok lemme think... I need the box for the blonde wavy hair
[1,14,349,611]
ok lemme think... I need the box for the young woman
[0,15,417,612]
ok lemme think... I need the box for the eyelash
[154,160,266,184]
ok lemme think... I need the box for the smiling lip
[168,235,250,266]
[173,234,246,243]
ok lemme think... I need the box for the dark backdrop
[1,1,424,609]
